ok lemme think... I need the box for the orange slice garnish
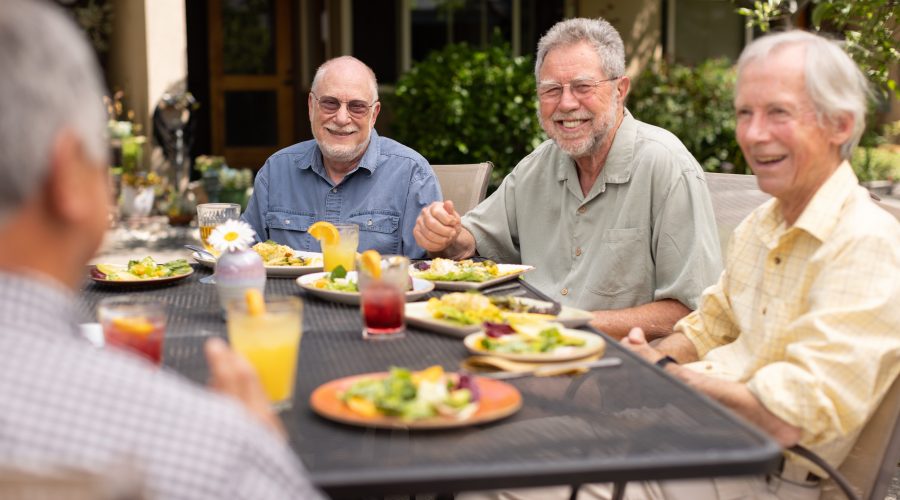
[308,221,339,246]
[111,317,155,336]
[412,365,445,385]
[245,288,265,316]
[359,249,382,279]
[346,396,379,417]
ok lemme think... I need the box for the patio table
[77,266,782,498]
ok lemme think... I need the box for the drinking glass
[226,295,303,411]
[322,223,359,273]
[196,203,241,253]
[97,296,167,365]
[357,254,409,340]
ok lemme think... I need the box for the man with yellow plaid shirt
[463,30,900,500]
[618,31,900,499]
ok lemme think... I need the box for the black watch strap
[655,355,678,369]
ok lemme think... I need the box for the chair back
[431,162,493,216]
[703,172,771,254]
[821,374,900,499]
[0,465,146,500]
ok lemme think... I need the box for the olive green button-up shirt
[462,110,722,311]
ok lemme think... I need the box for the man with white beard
[243,56,441,258]
[414,18,721,339]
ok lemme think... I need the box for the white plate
[297,272,435,306]
[463,328,605,362]
[411,263,534,291]
[192,250,324,278]
[404,301,594,338]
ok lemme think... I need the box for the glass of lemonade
[226,295,303,410]
[357,254,409,340]
[196,203,241,252]
[97,296,167,365]
[322,223,359,272]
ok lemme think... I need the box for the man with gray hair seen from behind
[0,1,323,498]
[242,55,441,258]
[464,29,900,500]
[414,18,722,340]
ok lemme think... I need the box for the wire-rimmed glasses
[537,76,620,103]
[310,91,378,118]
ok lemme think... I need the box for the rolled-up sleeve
[462,170,521,264]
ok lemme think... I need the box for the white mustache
[551,112,593,121]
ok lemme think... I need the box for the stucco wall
[576,0,662,79]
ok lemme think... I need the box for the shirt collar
[554,108,637,187]
[755,161,857,245]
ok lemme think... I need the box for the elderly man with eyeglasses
[243,56,441,258]
[414,18,721,339]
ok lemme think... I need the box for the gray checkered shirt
[0,272,324,499]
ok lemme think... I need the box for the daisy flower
[208,219,256,253]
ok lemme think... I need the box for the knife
[479,357,622,380]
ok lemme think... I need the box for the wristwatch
[655,355,678,369]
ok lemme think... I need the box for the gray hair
[0,0,108,223]
[311,56,379,102]
[736,30,870,160]
[535,18,626,83]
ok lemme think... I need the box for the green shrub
[391,39,545,190]
[852,146,900,182]
[629,58,746,173]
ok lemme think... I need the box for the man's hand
[620,327,667,365]
[414,200,463,253]
[205,337,286,439]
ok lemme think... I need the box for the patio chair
[0,464,147,500]
[703,172,771,254]
[432,162,493,216]
[820,374,900,500]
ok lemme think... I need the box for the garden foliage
[391,39,546,190]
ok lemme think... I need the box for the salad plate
[404,297,594,339]
[463,328,605,363]
[296,272,435,305]
[309,370,521,430]
[410,259,534,291]
[89,258,194,288]
[192,250,323,278]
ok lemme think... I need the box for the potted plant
[195,155,252,209]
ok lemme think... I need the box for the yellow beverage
[323,239,357,272]
[226,296,303,408]
[199,225,215,251]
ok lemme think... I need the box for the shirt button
[577,206,587,215]
[367,219,373,226]
[284,219,291,225]
[332,188,337,193]
[762,306,767,315]
[774,256,782,265]
[575,247,583,257]
[561,288,569,296]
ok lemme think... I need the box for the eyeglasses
[310,91,377,118]
[537,77,620,103]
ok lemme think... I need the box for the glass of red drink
[97,296,167,364]
[357,255,409,340]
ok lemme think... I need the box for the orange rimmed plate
[310,372,522,429]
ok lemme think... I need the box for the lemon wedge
[308,221,339,246]
[359,249,382,279]
[111,317,155,336]
[244,288,266,316]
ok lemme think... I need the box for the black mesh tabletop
[78,266,781,498]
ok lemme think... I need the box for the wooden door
[208,0,294,170]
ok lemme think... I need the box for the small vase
[215,248,266,311]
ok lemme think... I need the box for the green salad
[411,258,502,282]
[309,266,358,292]
[341,366,478,421]
[479,326,586,354]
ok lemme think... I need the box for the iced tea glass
[196,203,241,253]
[357,255,409,340]
[97,296,167,365]
[226,296,303,411]
[322,223,359,273]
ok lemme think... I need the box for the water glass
[196,203,241,252]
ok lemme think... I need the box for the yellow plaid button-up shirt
[676,162,900,469]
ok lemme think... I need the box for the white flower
[208,219,255,252]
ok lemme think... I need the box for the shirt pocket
[348,210,401,254]
[265,211,316,250]
[587,227,653,304]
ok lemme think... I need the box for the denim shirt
[242,130,441,258]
